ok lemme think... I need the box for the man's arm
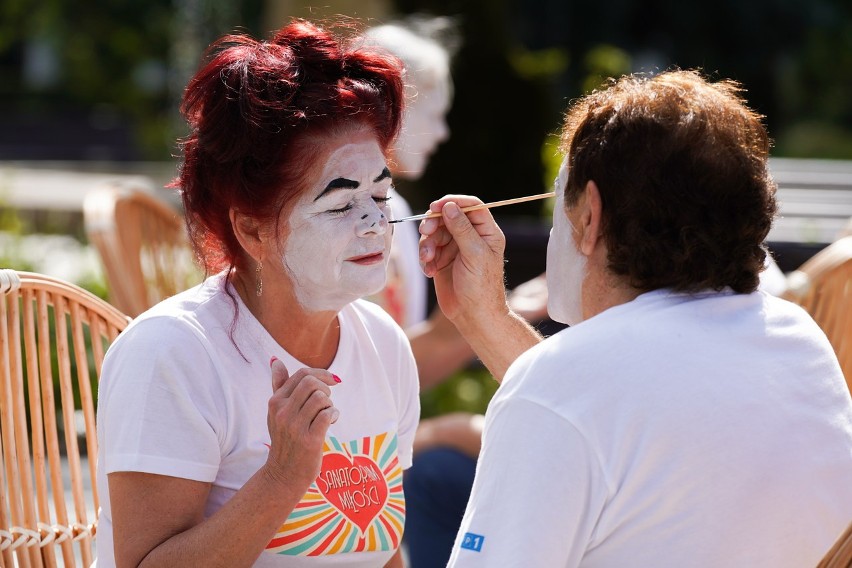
[419,197,542,381]
[446,397,605,567]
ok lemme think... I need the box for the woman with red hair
[95,19,417,567]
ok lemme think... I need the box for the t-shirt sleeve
[447,397,607,567]
[98,318,224,482]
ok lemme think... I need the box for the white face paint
[392,80,451,179]
[281,131,394,312]
[546,157,588,326]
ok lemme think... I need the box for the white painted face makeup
[281,129,394,312]
[546,157,588,326]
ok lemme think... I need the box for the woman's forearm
[116,466,308,568]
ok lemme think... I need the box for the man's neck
[582,266,643,321]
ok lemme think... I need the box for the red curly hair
[174,19,404,274]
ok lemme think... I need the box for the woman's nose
[356,202,388,236]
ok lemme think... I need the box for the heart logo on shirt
[316,451,388,535]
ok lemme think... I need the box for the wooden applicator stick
[389,192,555,223]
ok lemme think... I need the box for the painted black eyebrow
[314,167,392,201]
[373,167,392,184]
[315,177,359,201]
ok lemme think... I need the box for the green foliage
[0,200,107,297]
[0,233,37,272]
[581,44,631,94]
[0,0,262,159]
[420,365,499,419]
[775,121,852,160]
[0,201,37,272]
[509,46,569,80]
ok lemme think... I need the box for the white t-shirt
[96,273,420,567]
[367,189,428,328]
[449,289,852,568]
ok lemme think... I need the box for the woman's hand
[263,358,340,492]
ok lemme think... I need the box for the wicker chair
[818,521,852,568]
[783,235,852,390]
[84,185,201,317]
[0,269,130,567]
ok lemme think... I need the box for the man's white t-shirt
[96,273,420,567]
[449,289,852,567]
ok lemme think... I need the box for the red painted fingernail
[270,356,278,366]
[332,374,342,383]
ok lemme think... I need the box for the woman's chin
[361,276,390,300]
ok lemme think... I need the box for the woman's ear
[229,208,264,261]
[578,180,603,256]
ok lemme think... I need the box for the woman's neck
[230,270,341,369]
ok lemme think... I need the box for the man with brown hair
[419,69,852,567]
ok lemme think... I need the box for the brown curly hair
[560,69,777,294]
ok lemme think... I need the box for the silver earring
[255,261,263,297]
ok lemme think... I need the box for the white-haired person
[362,17,551,568]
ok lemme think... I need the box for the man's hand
[418,196,508,325]
[419,195,542,381]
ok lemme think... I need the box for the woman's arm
[384,548,405,568]
[110,361,339,568]
[110,466,307,567]
[413,412,484,459]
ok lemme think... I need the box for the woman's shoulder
[343,299,410,344]
[113,274,233,352]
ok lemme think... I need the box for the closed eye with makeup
[318,166,394,218]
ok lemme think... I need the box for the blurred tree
[0,0,262,160]
[774,7,852,157]
[2,0,851,164]
[508,0,852,159]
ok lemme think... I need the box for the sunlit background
[2,0,851,413]
[3,0,851,197]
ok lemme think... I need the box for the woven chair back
[783,236,852,391]
[0,270,129,567]
[84,185,201,317]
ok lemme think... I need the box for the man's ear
[578,180,603,256]
[229,208,264,261]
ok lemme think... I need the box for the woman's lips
[346,251,385,265]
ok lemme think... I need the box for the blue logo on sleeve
[460,532,485,552]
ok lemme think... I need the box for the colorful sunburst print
[265,432,405,556]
